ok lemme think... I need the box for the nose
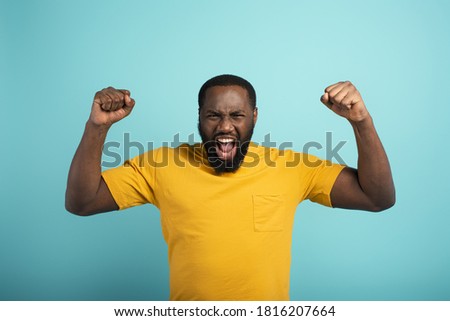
[217,116,233,133]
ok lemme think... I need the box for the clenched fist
[89,87,135,127]
[320,81,369,123]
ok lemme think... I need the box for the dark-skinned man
[66,74,395,300]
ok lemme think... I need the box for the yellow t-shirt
[101,143,345,300]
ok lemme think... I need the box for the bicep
[82,177,119,215]
[330,167,377,211]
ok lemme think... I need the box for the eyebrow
[204,108,247,114]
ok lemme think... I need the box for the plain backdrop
[1,0,449,300]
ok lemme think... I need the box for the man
[65,74,395,300]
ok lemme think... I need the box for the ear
[253,107,258,125]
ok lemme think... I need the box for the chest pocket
[252,195,285,232]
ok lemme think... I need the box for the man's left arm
[320,81,395,212]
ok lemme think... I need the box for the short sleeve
[300,154,346,207]
[101,149,159,210]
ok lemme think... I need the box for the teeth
[217,138,234,143]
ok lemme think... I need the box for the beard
[198,122,254,174]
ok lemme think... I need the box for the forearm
[351,116,395,209]
[65,121,109,213]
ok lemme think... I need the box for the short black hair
[198,74,256,110]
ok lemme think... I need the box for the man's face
[198,85,258,173]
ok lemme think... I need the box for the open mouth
[215,137,237,161]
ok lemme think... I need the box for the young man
[66,74,395,300]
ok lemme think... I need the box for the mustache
[203,140,251,148]
[213,133,239,140]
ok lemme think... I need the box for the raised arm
[320,81,395,212]
[65,87,135,216]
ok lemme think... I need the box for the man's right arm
[65,87,135,216]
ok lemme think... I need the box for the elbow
[370,195,396,213]
[65,203,89,216]
[65,196,92,216]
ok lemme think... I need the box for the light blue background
[2,0,449,300]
